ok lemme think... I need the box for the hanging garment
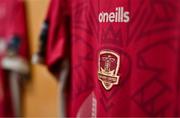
[37,0,180,117]
[0,0,29,117]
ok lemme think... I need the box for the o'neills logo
[98,50,120,90]
[98,7,130,23]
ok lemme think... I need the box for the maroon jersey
[0,0,28,116]
[40,0,180,116]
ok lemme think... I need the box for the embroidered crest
[98,50,120,90]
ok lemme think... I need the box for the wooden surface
[23,0,59,117]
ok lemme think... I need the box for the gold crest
[98,50,120,90]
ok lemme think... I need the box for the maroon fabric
[42,0,180,116]
[0,0,28,116]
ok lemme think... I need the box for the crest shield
[98,50,120,90]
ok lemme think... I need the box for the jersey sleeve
[38,0,70,77]
[9,0,29,60]
[0,0,29,75]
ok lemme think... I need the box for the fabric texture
[40,0,180,116]
[0,0,28,116]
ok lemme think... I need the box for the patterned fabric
[40,0,180,116]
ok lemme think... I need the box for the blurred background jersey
[0,0,29,117]
[38,0,180,117]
